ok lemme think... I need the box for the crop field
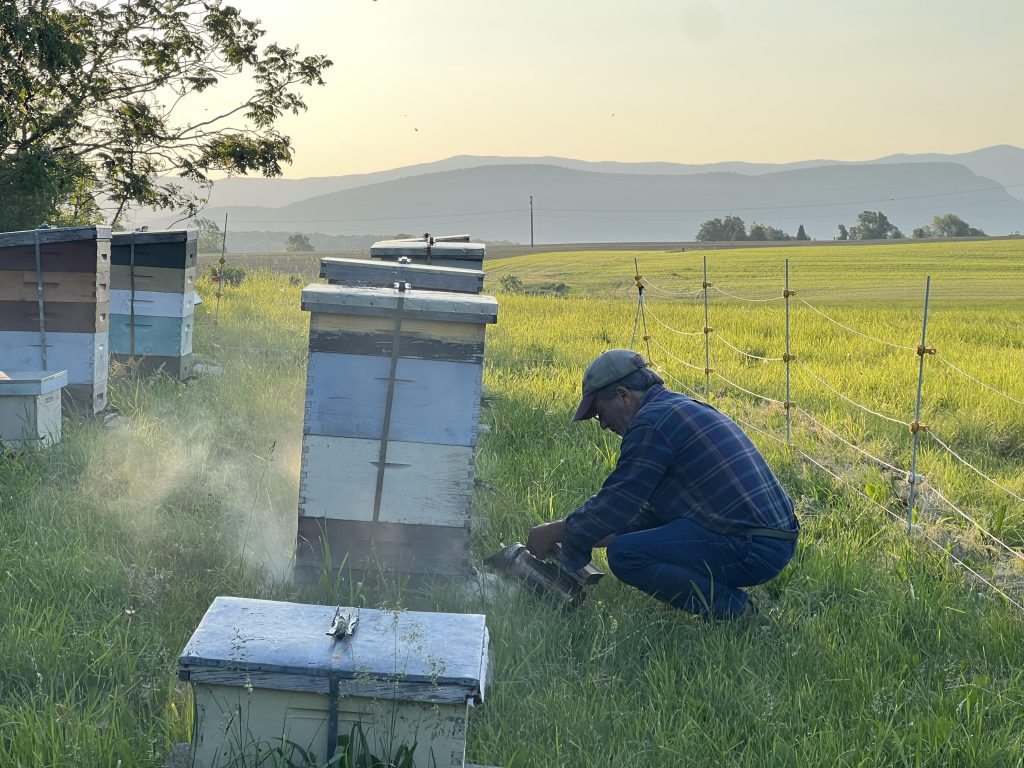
[2,240,1024,767]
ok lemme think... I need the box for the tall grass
[1,246,1022,767]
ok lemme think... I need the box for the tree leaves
[0,0,332,229]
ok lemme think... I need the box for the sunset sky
[200,0,1024,178]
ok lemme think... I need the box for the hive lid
[320,257,484,294]
[0,226,111,247]
[302,283,498,324]
[178,597,489,699]
[0,369,68,395]
[371,238,485,261]
[111,229,197,245]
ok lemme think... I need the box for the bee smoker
[483,543,604,610]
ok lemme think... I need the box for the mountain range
[137,146,1024,244]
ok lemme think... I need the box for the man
[526,349,798,618]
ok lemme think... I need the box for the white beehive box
[371,237,486,271]
[178,597,489,768]
[296,284,498,579]
[0,370,67,448]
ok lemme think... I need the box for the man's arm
[560,421,672,570]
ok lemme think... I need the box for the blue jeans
[606,517,797,618]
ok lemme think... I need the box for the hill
[144,161,1024,243]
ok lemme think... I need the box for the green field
[2,241,1023,767]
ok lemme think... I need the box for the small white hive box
[0,370,67,449]
[178,597,489,768]
[296,283,498,581]
[371,235,486,272]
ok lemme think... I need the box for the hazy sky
[201,0,1024,178]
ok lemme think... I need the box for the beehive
[0,370,67,448]
[0,226,111,413]
[109,230,197,380]
[178,597,489,768]
[321,257,484,294]
[296,283,498,580]
[370,237,486,271]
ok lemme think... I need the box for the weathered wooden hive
[0,226,111,413]
[295,280,498,581]
[321,256,485,294]
[0,370,67,449]
[109,230,198,380]
[370,235,486,271]
[178,597,489,768]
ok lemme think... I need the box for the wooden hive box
[370,237,485,271]
[109,230,198,381]
[296,284,498,580]
[178,597,489,768]
[0,226,112,413]
[321,257,485,294]
[0,370,67,449]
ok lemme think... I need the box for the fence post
[784,259,795,443]
[702,255,712,399]
[907,275,934,529]
[631,258,653,361]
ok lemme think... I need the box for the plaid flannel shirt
[562,385,797,571]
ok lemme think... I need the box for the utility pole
[529,195,534,248]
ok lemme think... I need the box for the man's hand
[526,519,565,560]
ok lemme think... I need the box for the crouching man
[526,349,798,618]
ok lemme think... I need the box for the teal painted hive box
[178,596,489,768]
[109,230,197,381]
[0,370,67,448]
[296,283,498,580]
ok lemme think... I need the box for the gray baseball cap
[572,349,649,421]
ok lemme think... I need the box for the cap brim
[572,392,597,421]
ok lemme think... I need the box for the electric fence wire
[711,370,786,405]
[925,430,1024,507]
[926,484,1024,563]
[711,285,784,303]
[643,303,703,337]
[640,277,703,299]
[934,354,1024,408]
[649,337,706,372]
[793,448,1024,612]
[795,361,909,428]
[712,330,785,362]
[794,406,907,475]
[796,297,917,351]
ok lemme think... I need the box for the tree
[837,224,849,241]
[0,1,331,230]
[285,233,314,252]
[796,224,809,240]
[695,215,747,241]
[749,222,791,241]
[931,213,985,237]
[849,211,903,240]
[193,218,226,253]
[912,226,933,239]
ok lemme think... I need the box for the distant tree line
[695,211,986,242]
[695,217,810,242]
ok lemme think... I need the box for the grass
[1,242,1023,767]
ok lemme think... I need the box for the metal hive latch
[326,606,359,639]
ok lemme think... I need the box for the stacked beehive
[370,235,485,271]
[296,249,496,582]
[0,226,111,413]
[109,229,198,381]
